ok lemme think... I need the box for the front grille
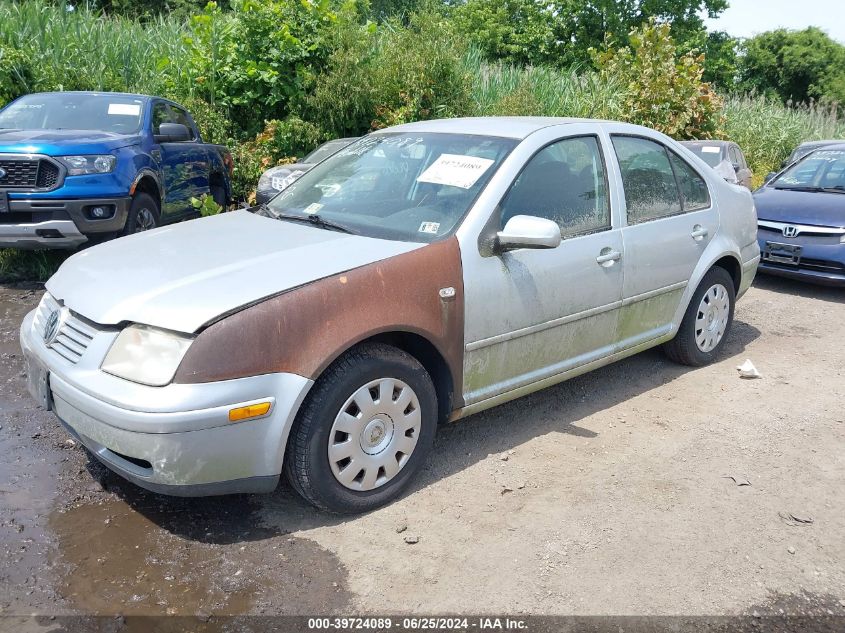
[32,294,97,364]
[0,156,62,190]
[36,161,60,188]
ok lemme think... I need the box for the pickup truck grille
[0,156,63,190]
[33,294,97,364]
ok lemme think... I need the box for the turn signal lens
[228,402,271,422]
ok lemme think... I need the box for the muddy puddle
[1,286,351,619]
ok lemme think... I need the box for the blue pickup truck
[0,91,233,248]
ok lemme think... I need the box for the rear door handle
[596,249,622,266]
[691,225,709,241]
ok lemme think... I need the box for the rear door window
[611,136,682,223]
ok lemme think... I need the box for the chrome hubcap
[328,378,421,491]
[135,208,156,232]
[695,283,730,353]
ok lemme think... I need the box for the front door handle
[596,249,622,266]
[691,225,709,241]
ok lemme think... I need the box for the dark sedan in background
[782,139,845,168]
[754,144,845,286]
[255,137,358,205]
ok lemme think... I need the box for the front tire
[122,192,160,235]
[284,343,438,513]
[663,266,736,367]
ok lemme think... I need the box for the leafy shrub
[182,0,343,134]
[0,44,33,106]
[306,9,472,136]
[592,20,724,139]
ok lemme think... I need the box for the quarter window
[500,136,610,238]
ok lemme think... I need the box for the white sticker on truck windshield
[417,154,495,189]
[701,146,721,153]
[108,103,141,116]
[419,222,440,234]
[304,202,324,215]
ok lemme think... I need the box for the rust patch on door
[174,237,465,408]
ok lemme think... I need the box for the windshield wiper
[773,185,845,194]
[256,205,357,235]
[773,185,823,192]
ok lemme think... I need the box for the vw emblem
[782,225,799,238]
[0,167,6,180]
[43,308,67,346]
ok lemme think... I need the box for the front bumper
[757,231,845,287]
[0,196,130,249]
[20,308,314,495]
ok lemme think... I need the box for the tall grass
[724,95,845,183]
[0,0,192,95]
[465,49,628,119]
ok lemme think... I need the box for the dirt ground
[0,275,843,622]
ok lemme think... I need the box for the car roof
[807,143,845,152]
[376,117,625,140]
[797,139,845,149]
[25,90,153,101]
[680,140,732,148]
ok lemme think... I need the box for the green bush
[592,21,724,139]
[0,44,33,106]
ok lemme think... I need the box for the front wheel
[284,343,438,513]
[122,192,160,235]
[663,267,736,367]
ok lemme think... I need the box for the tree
[737,28,845,105]
[593,20,724,138]
[452,0,729,67]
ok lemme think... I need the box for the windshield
[772,149,845,191]
[261,133,517,242]
[685,144,724,168]
[0,93,145,134]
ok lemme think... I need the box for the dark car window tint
[669,152,711,211]
[500,136,610,238]
[612,136,682,223]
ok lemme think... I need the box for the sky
[704,0,845,43]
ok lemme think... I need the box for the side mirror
[154,122,191,143]
[764,172,777,184]
[731,163,741,172]
[496,215,561,252]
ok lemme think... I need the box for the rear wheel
[122,192,160,235]
[284,343,437,513]
[663,266,736,367]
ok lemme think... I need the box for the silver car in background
[20,117,759,512]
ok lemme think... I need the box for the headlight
[58,155,116,176]
[101,324,193,386]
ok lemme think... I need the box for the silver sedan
[21,117,760,512]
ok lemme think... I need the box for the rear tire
[663,266,736,367]
[122,192,160,235]
[284,343,437,513]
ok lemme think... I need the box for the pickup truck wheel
[123,193,160,235]
[663,267,735,367]
[284,343,437,513]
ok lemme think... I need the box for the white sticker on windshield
[108,103,141,116]
[417,154,495,189]
[701,146,721,154]
[419,222,440,234]
[304,202,323,215]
